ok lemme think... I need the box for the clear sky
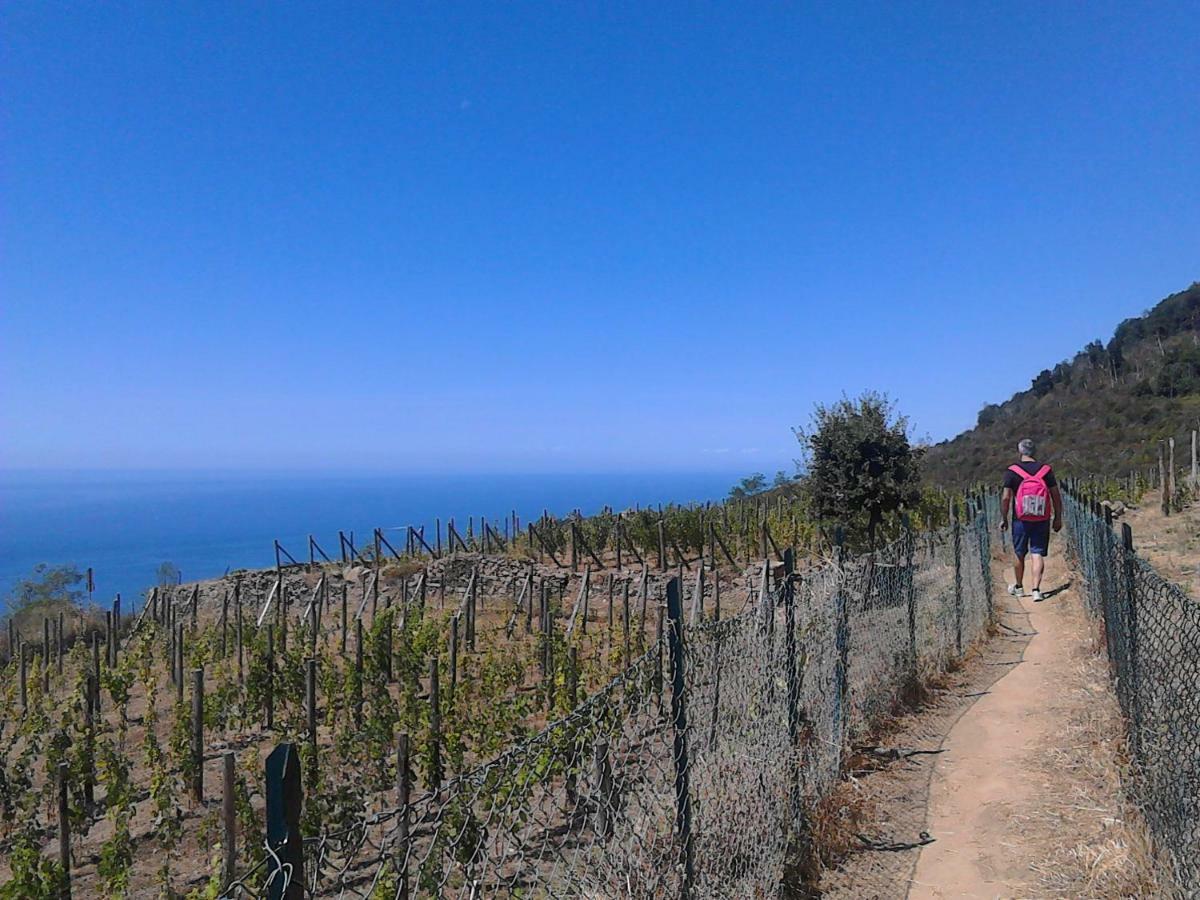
[3,2,1197,474]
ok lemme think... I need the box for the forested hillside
[927,282,1200,487]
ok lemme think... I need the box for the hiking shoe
[1031,589,1045,602]
[1008,584,1024,597]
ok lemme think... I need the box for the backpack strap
[1032,464,1051,482]
[1007,464,1029,479]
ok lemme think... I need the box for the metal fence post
[664,577,695,898]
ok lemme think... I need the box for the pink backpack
[1009,464,1052,522]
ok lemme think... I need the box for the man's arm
[1001,487,1013,530]
[1050,485,1064,531]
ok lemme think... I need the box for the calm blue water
[0,470,739,613]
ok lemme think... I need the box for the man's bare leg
[1013,554,1025,591]
[1029,553,1045,591]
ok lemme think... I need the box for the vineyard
[0,496,996,898]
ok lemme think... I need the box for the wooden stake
[222,752,236,889]
[58,762,71,898]
[191,667,204,803]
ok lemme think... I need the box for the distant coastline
[0,469,747,614]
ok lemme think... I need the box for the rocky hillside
[927,282,1200,487]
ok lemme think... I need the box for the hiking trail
[822,540,1157,898]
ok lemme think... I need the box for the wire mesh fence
[221,503,995,898]
[1062,486,1200,893]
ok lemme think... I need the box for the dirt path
[908,548,1157,898]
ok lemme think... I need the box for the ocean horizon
[0,469,745,614]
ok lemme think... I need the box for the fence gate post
[265,743,304,900]
[664,577,696,897]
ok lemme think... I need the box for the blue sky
[3,2,1197,474]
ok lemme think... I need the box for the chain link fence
[1062,486,1199,893]
[222,504,995,898]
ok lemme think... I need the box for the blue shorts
[1012,519,1050,557]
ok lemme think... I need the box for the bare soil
[818,544,1161,899]
[1120,488,1199,598]
[909,549,1160,898]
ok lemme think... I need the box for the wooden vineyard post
[82,676,95,806]
[57,611,64,675]
[354,619,364,728]
[689,565,705,625]
[91,634,100,712]
[19,642,28,712]
[1192,428,1198,487]
[657,519,666,571]
[340,583,348,654]
[220,590,228,658]
[565,647,579,804]
[622,581,631,670]
[525,572,535,635]
[58,761,71,899]
[176,624,185,706]
[1122,523,1142,759]
[449,614,460,700]
[594,738,613,838]
[833,529,850,763]
[265,743,304,900]
[664,577,695,897]
[543,588,555,709]
[904,517,919,693]
[952,504,963,657]
[222,751,237,890]
[639,567,649,648]
[607,574,615,649]
[468,570,478,651]
[192,667,205,803]
[428,657,443,788]
[1168,437,1177,508]
[305,659,317,787]
[265,625,275,730]
[782,548,799,773]
[396,734,411,900]
[1159,441,1169,516]
[236,581,244,684]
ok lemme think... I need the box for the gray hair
[1018,438,1036,457]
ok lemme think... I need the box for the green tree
[728,473,767,500]
[796,392,923,546]
[157,562,181,587]
[7,563,85,612]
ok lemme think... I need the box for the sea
[0,470,740,614]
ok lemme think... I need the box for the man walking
[1000,439,1063,602]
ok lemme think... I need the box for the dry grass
[1022,618,1167,898]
